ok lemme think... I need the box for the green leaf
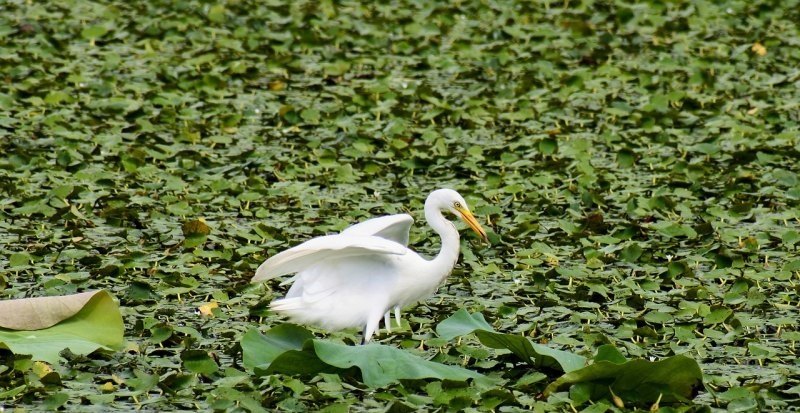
[703,306,733,324]
[0,290,124,364]
[781,230,800,247]
[436,309,587,373]
[539,138,558,155]
[9,252,31,267]
[652,222,698,239]
[266,342,341,376]
[593,345,627,364]
[81,25,108,40]
[42,392,69,410]
[616,150,635,167]
[312,341,492,388]
[181,350,219,375]
[241,324,314,370]
[436,308,493,340]
[543,355,703,404]
[300,108,321,124]
[241,324,492,388]
[620,243,643,262]
[207,4,227,23]
[783,259,800,272]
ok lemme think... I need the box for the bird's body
[252,189,487,343]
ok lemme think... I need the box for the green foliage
[1,0,799,409]
[242,325,492,388]
[544,346,703,405]
[437,309,587,373]
[439,311,703,406]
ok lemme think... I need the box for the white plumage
[252,188,488,343]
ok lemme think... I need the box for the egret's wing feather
[269,255,396,334]
[252,234,406,282]
[341,214,414,246]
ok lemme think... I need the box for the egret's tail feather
[269,298,304,312]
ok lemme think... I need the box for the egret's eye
[453,201,462,209]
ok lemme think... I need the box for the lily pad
[0,290,124,364]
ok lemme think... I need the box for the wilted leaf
[182,218,211,236]
[183,218,210,247]
[0,290,124,363]
[198,301,218,317]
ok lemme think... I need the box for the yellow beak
[455,207,489,242]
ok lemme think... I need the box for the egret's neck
[425,202,460,276]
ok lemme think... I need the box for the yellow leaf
[198,301,219,317]
[182,218,210,237]
[269,80,287,91]
[751,42,767,56]
[100,382,115,392]
[33,361,53,378]
[124,342,140,354]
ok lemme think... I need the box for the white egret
[251,188,488,344]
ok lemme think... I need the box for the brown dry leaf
[0,291,102,330]
[198,301,219,317]
[751,42,767,56]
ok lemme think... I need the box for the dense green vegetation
[2,0,799,410]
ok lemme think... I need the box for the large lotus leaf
[241,323,314,370]
[543,354,704,404]
[241,325,493,388]
[0,290,124,364]
[266,341,344,376]
[312,340,493,388]
[437,309,587,373]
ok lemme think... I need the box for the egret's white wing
[341,214,414,246]
[270,253,399,336]
[252,234,407,282]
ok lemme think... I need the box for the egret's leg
[361,315,381,345]
[384,311,392,334]
[394,306,401,327]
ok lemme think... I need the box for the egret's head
[428,189,489,242]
